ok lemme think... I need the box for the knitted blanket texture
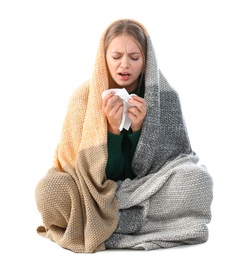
[35,19,213,253]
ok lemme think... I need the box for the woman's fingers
[127,96,147,132]
[102,92,124,134]
[128,96,147,112]
[102,91,114,109]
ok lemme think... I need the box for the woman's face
[106,34,144,92]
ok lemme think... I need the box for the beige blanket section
[35,20,123,252]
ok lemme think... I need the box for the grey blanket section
[105,34,213,249]
[105,153,213,250]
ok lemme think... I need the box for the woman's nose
[120,57,129,68]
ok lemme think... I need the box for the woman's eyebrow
[111,51,141,54]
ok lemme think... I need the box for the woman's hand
[127,96,147,133]
[102,91,124,135]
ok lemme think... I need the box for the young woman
[35,19,213,253]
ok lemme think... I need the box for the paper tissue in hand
[102,88,136,131]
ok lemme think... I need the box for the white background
[0,0,230,259]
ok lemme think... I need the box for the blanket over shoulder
[35,19,213,253]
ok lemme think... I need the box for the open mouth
[119,73,130,76]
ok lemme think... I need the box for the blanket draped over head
[35,19,213,253]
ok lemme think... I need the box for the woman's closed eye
[112,56,121,59]
[112,56,140,61]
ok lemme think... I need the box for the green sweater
[106,129,141,181]
[106,85,144,181]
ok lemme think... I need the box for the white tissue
[102,88,136,131]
